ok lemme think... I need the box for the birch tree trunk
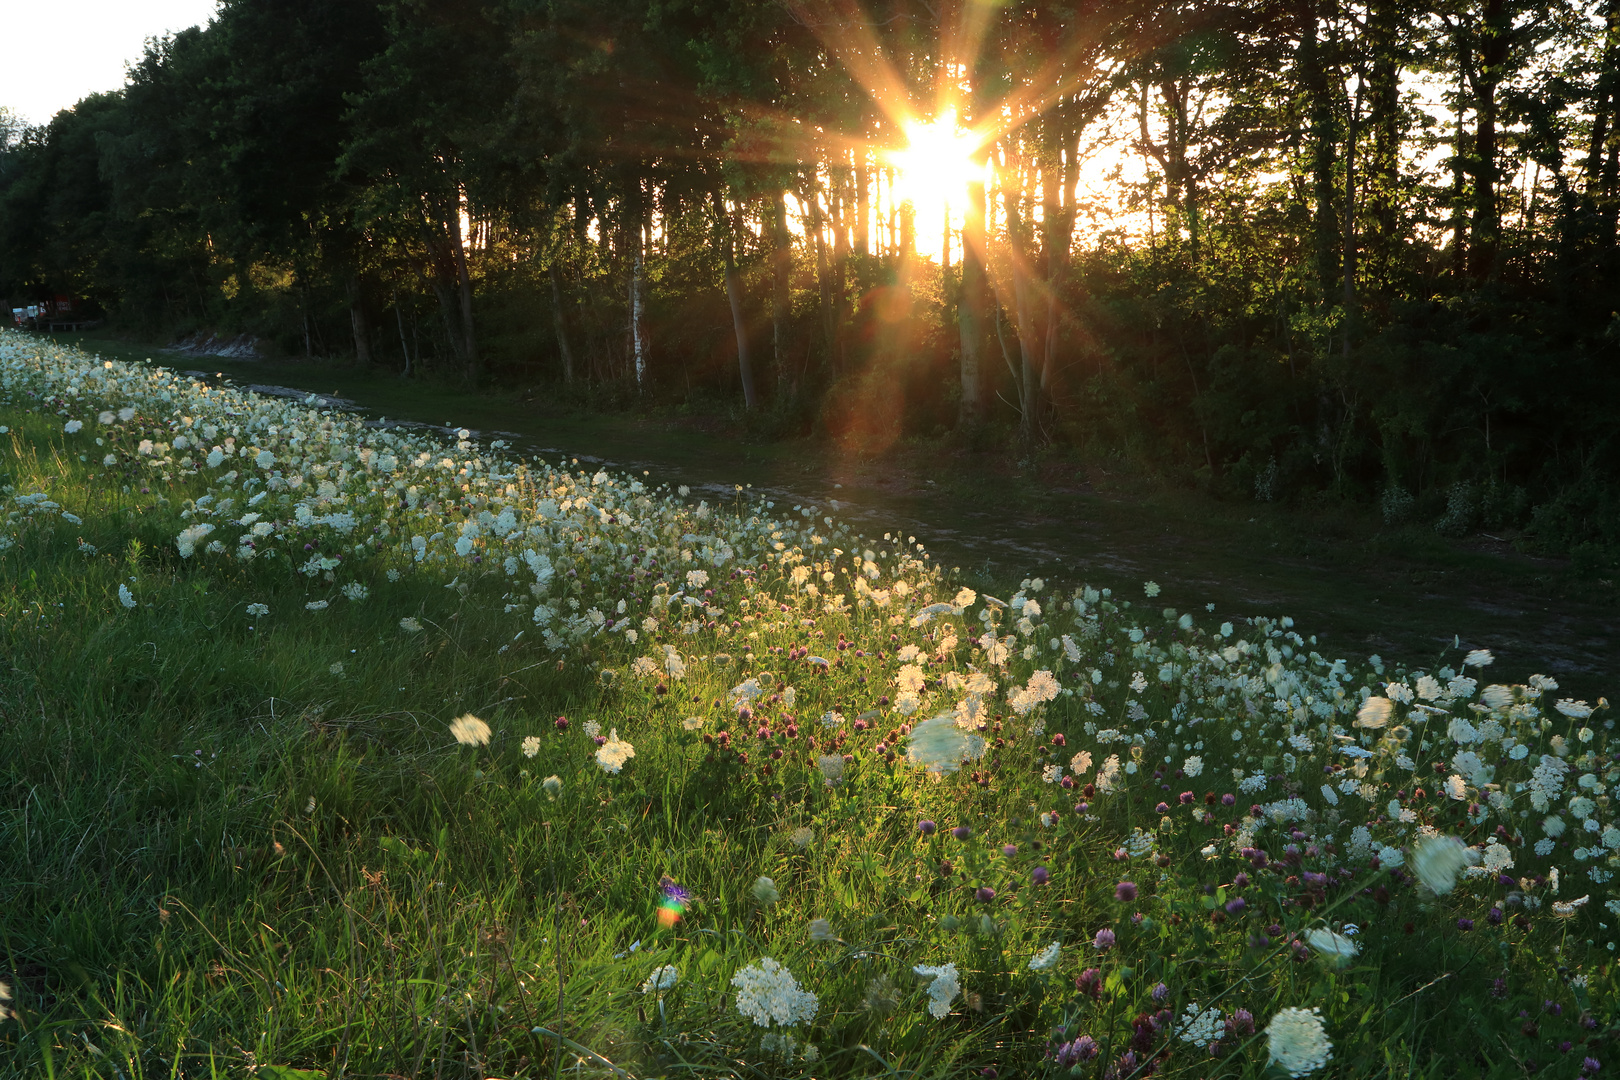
[630,241,647,389]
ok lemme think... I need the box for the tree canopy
[2,0,1618,550]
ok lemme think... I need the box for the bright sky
[0,0,220,126]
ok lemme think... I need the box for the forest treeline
[1,0,1618,554]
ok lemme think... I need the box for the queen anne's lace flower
[1410,834,1474,895]
[450,714,491,746]
[731,958,818,1027]
[641,965,679,994]
[1027,943,1061,971]
[1355,695,1392,729]
[1178,1003,1224,1048]
[1266,1007,1332,1076]
[1304,928,1358,967]
[913,962,960,1018]
[595,729,635,774]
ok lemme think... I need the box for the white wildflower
[1355,696,1393,729]
[1027,943,1061,971]
[913,962,961,1019]
[732,958,818,1027]
[1410,834,1474,895]
[641,965,679,994]
[1266,1007,1332,1077]
[1178,1003,1224,1048]
[1304,928,1358,967]
[596,729,635,774]
[450,714,491,746]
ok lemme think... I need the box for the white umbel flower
[913,962,961,1018]
[1266,1006,1332,1076]
[118,584,137,609]
[731,957,818,1027]
[1304,927,1358,967]
[641,965,679,994]
[1027,942,1061,971]
[1410,834,1474,895]
[1178,1003,1224,1048]
[1355,695,1393,729]
[449,714,491,746]
[596,729,636,774]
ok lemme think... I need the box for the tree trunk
[771,189,792,398]
[1589,0,1620,241]
[393,288,414,377]
[347,274,372,365]
[630,241,647,389]
[1343,76,1361,358]
[809,188,838,375]
[447,204,479,380]
[1365,0,1402,290]
[855,151,870,257]
[1003,159,1042,441]
[958,172,989,427]
[629,178,649,389]
[1449,53,1470,276]
[830,175,850,374]
[1039,109,1070,401]
[550,263,576,384]
[1468,0,1507,281]
[716,190,758,410]
[1301,0,1340,295]
[1043,105,1081,401]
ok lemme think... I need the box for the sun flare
[885,110,984,259]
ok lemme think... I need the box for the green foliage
[2,0,1620,539]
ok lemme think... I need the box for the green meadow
[0,332,1615,1079]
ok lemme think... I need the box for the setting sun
[886,110,985,260]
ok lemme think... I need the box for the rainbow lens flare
[657,876,690,928]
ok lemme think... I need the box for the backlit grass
[0,331,1615,1079]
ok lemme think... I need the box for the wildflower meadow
[0,328,1615,1078]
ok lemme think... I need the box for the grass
[1,330,1615,1078]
